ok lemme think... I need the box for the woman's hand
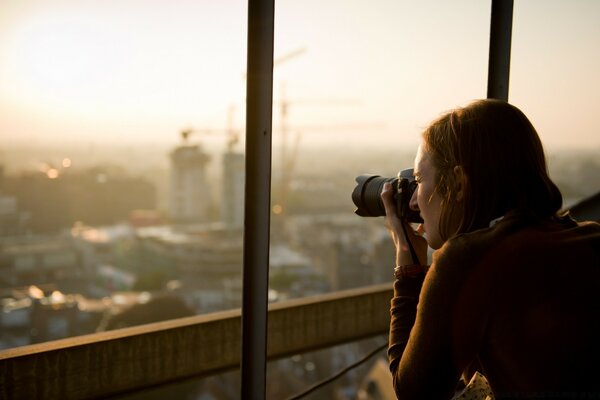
[381,182,428,266]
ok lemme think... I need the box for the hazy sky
[0,0,599,152]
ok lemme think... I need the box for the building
[169,144,212,223]
[0,165,26,236]
[0,236,83,292]
[288,214,394,291]
[0,194,22,236]
[135,224,243,311]
[222,151,245,230]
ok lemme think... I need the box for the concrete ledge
[0,283,393,399]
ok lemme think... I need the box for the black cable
[284,341,388,400]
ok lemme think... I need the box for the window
[0,1,248,349]
[511,0,600,206]
[270,0,490,296]
[2,0,597,390]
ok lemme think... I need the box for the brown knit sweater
[388,215,600,399]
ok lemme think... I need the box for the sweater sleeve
[387,239,480,399]
[387,276,425,395]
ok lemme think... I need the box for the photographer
[379,99,600,399]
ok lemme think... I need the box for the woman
[381,99,600,399]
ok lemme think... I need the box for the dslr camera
[352,168,423,223]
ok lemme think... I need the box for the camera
[352,168,423,223]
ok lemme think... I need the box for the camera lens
[352,169,423,223]
[352,174,396,217]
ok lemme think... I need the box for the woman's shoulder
[431,223,500,272]
[421,228,501,311]
[568,218,600,236]
[432,215,599,277]
[430,215,537,276]
[427,231,487,284]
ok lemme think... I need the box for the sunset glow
[0,0,599,151]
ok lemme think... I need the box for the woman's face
[409,143,445,250]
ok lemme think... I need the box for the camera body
[352,168,423,223]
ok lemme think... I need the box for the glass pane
[109,335,388,400]
[269,0,490,299]
[511,0,600,207]
[0,1,247,349]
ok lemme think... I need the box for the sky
[0,0,599,154]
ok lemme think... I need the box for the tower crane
[272,89,362,220]
[268,47,368,240]
[181,47,307,151]
[179,105,240,152]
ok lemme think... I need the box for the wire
[284,341,389,400]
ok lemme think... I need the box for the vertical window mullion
[241,0,275,398]
[487,0,514,101]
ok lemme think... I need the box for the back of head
[423,99,563,240]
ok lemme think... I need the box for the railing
[0,283,392,399]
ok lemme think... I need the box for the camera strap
[400,221,421,265]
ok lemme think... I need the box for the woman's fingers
[381,182,428,265]
[382,182,408,249]
[381,183,401,224]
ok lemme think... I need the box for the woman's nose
[409,189,419,211]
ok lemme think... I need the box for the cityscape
[0,136,412,398]
[1,134,598,397]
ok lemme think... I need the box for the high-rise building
[222,152,245,229]
[169,145,212,222]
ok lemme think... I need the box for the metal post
[487,0,514,101]
[241,0,274,398]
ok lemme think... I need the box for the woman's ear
[453,165,468,201]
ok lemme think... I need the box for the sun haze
[0,0,598,151]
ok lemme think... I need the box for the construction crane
[266,47,379,242]
[181,47,308,150]
[272,88,362,220]
[179,105,240,152]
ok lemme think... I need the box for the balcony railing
[0,283,392,399]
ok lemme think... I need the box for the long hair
[423,99,563,241]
